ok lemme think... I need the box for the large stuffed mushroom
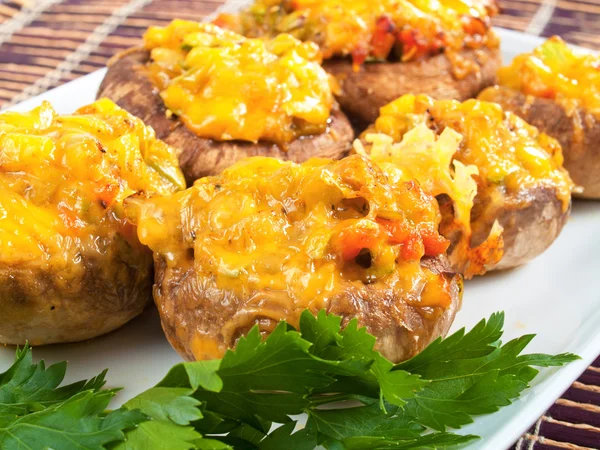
[357,95,573,275]
[128,155,462,363]
[479,36,600,199]
[0,99,185,345]
[98,21,354,184]
[217,0,501,126]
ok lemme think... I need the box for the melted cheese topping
[216,0,499,71]
[360,95,573,276]
[131,155,453,349]
[356,125,478,237]
[356,124,502,277]
[370,95,573,209]
[144,21,333,144]
[495,36,600,117]
[0,99,185,268]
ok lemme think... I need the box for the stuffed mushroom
[0,99,185,345]
[127,155,462,363]
[98,21,354,183]
[479,36,600,199]
[217,0,501,126]
[357,95,574,275]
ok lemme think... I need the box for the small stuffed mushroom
[479,36,600,199]
[217,0,501,126]
[357,95,574,275]
[127,155,462,363]
[98,21,354,184]
[0,99,185,345]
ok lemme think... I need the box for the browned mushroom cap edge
[98,48,355,184]
[479,85,600,199]
[324,46,501,126]
[153,252,462,364]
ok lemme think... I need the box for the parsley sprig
[0,311,578,449]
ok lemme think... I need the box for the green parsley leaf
[0,344,107,416]
[113,387,203,450]
[158,360,223,392]
[112,420,201,450]
[307,402,422,442]
[396,313,580,430]
[214,422,317,450]
[194,323,337,428]
[123,387,203,425]
[0,390,144,450]
[195,409,241,435]
[230,422,269,445]
[258,422,317,450]
[194,438,234,449]
[0,311,580,450]
[307,402,477,450]
[340,432,478,450]
[320,433,477,450]
[302,311,426,407]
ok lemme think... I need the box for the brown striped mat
[1,1,599,449]
[0,0,599,108]
[512,357,600,450]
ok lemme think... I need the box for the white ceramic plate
[1,28,599,450]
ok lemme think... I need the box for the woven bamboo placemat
[1,0,599,108]
[1,1,599,449]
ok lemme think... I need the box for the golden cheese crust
[359,95,573,274]
[216,0,501,126]
[480,37,600,198]
[129,155,463,362]
[0,100,184,345]
[98,48,354,184]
